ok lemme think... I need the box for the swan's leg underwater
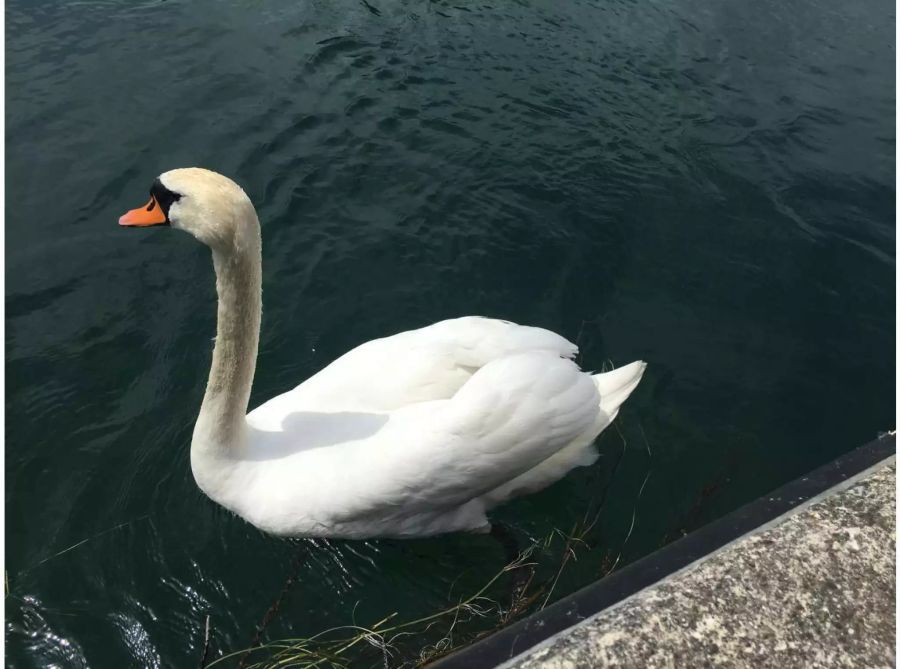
[489,523,521,564]
[490,523,532,602]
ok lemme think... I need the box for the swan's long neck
[192,221,262,463]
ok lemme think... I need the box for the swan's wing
[248,316,579,421]
[328,350,603,524]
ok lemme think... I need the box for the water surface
[6,0,895,666]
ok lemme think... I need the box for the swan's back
[248,316,579,417]
[240,317,645,538]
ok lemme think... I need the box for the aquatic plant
[204,420,654,669]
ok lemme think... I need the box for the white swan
[119,168,646,539]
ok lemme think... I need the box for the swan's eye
[150,179,182,221]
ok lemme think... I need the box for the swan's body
[120,168,646,539]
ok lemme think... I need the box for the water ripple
[6,0,895,666]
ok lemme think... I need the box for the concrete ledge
[503,456,896,668]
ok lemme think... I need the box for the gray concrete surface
[503,457,896,669]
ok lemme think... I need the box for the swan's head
[119,167,258,252]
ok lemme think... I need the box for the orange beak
[119,195,168,227]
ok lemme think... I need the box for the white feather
[238,318,646,538]
[139,169,647,539]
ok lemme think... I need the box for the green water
[6,0,895,666]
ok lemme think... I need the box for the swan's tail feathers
[593,360,646,419]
